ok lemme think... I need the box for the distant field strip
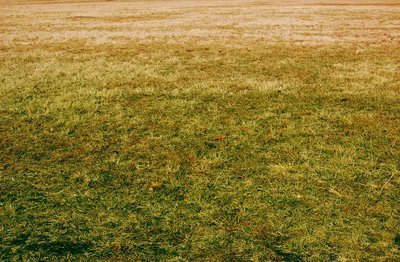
[1,0,399,45]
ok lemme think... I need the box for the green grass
[1,41,399,260]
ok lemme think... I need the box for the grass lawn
[1,0,399,260]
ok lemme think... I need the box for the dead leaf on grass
[213,136,225,141]
[149,182,163,191]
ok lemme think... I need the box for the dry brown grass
[1,0,399,46]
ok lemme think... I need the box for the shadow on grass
[25,241,93,256]
[2,238,92,260]
[268,245,302,261]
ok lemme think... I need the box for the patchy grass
[1,1,400,261]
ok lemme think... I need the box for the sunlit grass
[1,0,400,260]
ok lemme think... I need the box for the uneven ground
[0,0,399,260]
